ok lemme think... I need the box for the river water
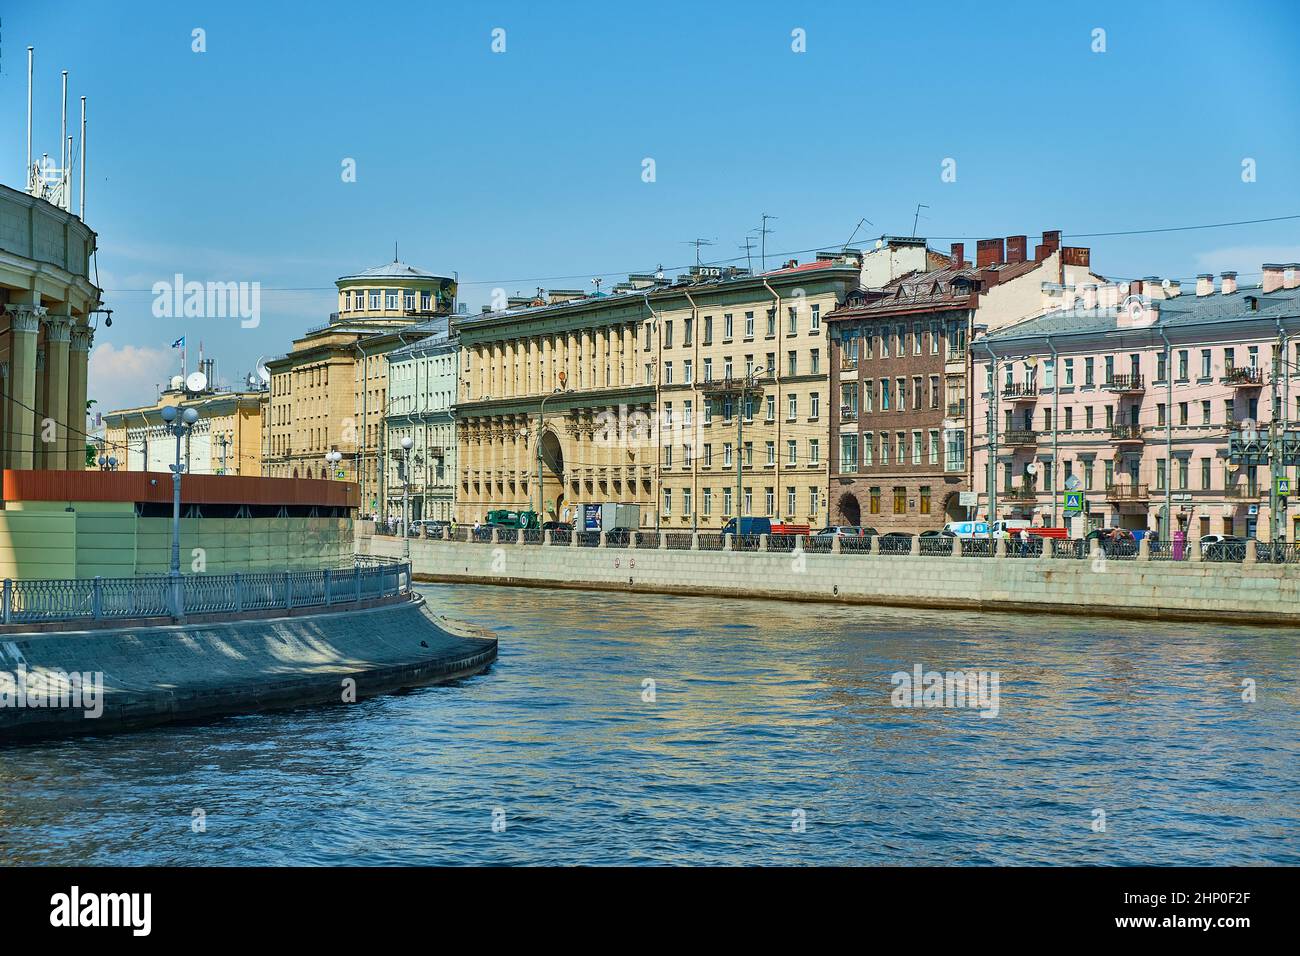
[1,584,1296,865]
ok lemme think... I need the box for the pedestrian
[1018,526,1030,556]
[1172,526,1186,561]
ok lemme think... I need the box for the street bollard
[759,534,769,552]
[870,535,880,556]
[832,536,842,554]
[724,533,734,552]
[544,531,553,547]
[1244,539,1258,565]
[909,535,921,557]
[952,536,962,557]
[598,531,607,548]
[659,532,668,550]
[1042,538,1055,559]
[628,531,639,549]
[1138,537,1150,562]
[691,533,700,551]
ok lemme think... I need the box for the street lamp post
[536,385,570,516]
[160,404,199,615]
[325,449,342,479]
[734,367,765,547]
[400,435,413,558]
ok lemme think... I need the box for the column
[42,316,72,472]
[541,335,552,393]
[4,307,39,469]
[624,323,635,385]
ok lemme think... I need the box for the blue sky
[3,0,1298,412]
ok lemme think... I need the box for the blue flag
[171,336,185,349]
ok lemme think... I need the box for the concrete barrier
[361,533,1300,628]
[0,594,497,740]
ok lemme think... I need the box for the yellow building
[262,259,455,513]
[102,383,264,475]
[0,181,101,472]
[454,255,862,529]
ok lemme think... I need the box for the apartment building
[384,317,459,522]
[974,265,1300,539]
[102,381,264,475]
[826,231,1102,531]
[263,258,454,513]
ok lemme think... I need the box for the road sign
[1063,491,1084,515]
[1065,474,1082,492]
[959,491,978,507]
[1277,476,1291,496]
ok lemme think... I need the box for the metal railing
[1,557,410,626]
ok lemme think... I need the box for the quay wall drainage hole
[832,585,839,596]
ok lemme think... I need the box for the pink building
[971,265,1300,540]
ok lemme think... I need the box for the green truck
[485,509,541,530]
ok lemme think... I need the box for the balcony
[1223,366,1265,388]
[1224,484,1263,500]
[1004,484,1039,501]
[1104,373,1145,394]
[1106,483,1149,501]
[840,358,859,373]
[1109,424,1144,444]
[840,405,858,423]
[947,400,967,418]
[1002,428,1037,446]
[945,346,968,365]
[700,376,764,397]
[1002,382,1038,402]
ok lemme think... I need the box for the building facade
[973,266,1300,539]
[262,258,454,512]
[384,317,459,522]
[102,383,264,475]
[825,231,1102,531]
[0,181,100,472]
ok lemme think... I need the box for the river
[1,584,1296,865]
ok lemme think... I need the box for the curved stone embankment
[0,595,497,740]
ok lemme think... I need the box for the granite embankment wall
[0,595,497,739]
[363,533,1300,627]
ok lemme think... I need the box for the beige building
[102,382,264,475]
[0,181,101,471]
[455,255,862,529]
[262,259,455,513]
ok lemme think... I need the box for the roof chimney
[1221,271,1238,295]
[976,238,1005,268]
[1196,274,1214,297]
[1286,264,1300,290]
[1263,263,1286,293]
[950,242,965,269]
[1006,235,1028,264]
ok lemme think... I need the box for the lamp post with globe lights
[160,404,199,614]
[325,449,342,479]
[399,435,414,558]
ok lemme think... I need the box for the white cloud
[87,343,175,415]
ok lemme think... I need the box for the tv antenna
[758,214,777,272]
[911,203,930,238]
[841,216,874,251]
[682,238,717,267]
[738,236,756,274]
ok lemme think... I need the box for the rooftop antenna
[682,238,716,268]
[394,240,398,262]
[911,203,930,238]
[61,70,68,210]
[26,48,34,193]
[738,236,756,274]
[842,216,873,251]
[79,96,87,219]
[759,214,777,272]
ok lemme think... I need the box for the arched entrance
[943,491,965,521]
[539,429,566,520]
[837,491,861,526]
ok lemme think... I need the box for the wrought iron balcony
[1002,382,1038,401]
[1105,483,1149,501]
[947,400,966,417]
[1002,428,1037,446]
[1109,424,1144,443]
[1104,373,1145,394]
[840,406,858,423]
[1004,484,1039,500]
[1224,484,1262,500]
[1223,366,1264,388]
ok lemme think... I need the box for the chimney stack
[1221,271,1238,295]
[1034,229,1062,261]
[1196,274,1214,297]
[976,238,1005,268]
[1285,264,1300,290]
[1263,263,1286,293]
[1006,235,1028,264]
[950,242,965,269]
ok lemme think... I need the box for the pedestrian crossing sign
[1063,491,1084,515]
[1277,477,1291,497]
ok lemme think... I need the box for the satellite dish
[1161,278,1172,290]
[1065,474,1082,491]
[1026,462,1039,476]
[875,238,884,250]
[170,375,184,391]
[185,371,208,393]
[256,356,271,383]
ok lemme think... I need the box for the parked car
[1200,534,1247,561]
[919,529,956,538]
[812,525,877,538]
[878,531,914,553]
[409,519,449,537]
[541,521,572,532]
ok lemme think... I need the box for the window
[683,400,693,427]
[840,434,858,472]
[1157,351,1167,381]
[1179,402,1188,425]
[1156,459,1167,490]
[881,379,892,411]
[880,432,891,464]
[744,487,753,514]
[1085,407,1094,429]
[744,311,755,338]
[1157,403,1166,426]
[703,487,712,515]
[809,487,819,515]
[1104,355,1115,384]
[663,320,673,348]
[893,487,907,513]
[864,381,874,413]
[703,443,712,467]
[1201,458,1211,490]
[895,431,906,465]
[1200,349,1212,378]
[684,317,693,345]
[929,375,940,408]
[786,487,796,516]
[723,487,733,516]
[369,291,381,310]
[869,487,881,514]
[929,321,939,354]
[663,444,673,468]
[1178,458,1189,490]
[810,304,820,331]
[809,439,819,465]
[766,441,776,466]
[704,316,713,344]
[896,378,907,412]
[684,360,693,384]
[765,310,775,337]
[911,430,922,465]
[1064,358,1074,386]
[724,442,733,467]
[1201,400,1211,425]
[703,358,713,382]
[663,488,672,515]
[1085,357,1095,386]
[1065,407,1073,429]
[928,429,939,464]
[1178,350,1189,380]
[787,439,797,466]
[724,313,734,339]
[744,442,753,466]
[944,428,965,472]
[863,432,874,466]
[913,322,922,355]
[810,393,820,419]
[913,377,923,409]
[920,486,931,514]
[404,291,415,311]
[663,362,673,384]
[787,306,798,334]
[788,394,798,419]
[787,351,798,376]
[385,290,399,309]
[810,349,820,374]
[765,394,776,421]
